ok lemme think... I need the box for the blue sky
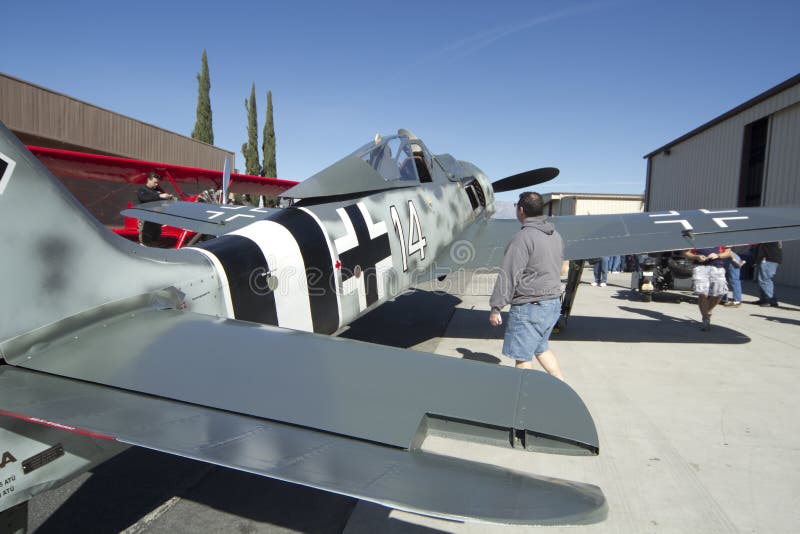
[2,0,798,203]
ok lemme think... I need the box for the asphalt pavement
[27,269,800,533]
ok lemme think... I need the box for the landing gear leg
[556,259,585,332]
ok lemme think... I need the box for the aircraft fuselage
[185,175,495,333]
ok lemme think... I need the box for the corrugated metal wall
[763,102,800,206]
[646,123,744,209]
[547,196,643,216]
[647,81,800,286]
[763,102,800,285]
[0,73,234,169]
[574,198,644,215]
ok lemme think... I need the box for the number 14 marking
[390,200,427,272]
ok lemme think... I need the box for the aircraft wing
[29,145,298,197]
[122,201,278,236]
[27,145,296,228]
[0,293,606,525]
[441,207,800,270]
[554,207,800,260]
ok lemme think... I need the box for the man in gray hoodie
[489,192,565,380]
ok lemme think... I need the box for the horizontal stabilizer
[0,365,606,525]
[123,201,280,236]
[283,156,416,199]
[2,298,598,455]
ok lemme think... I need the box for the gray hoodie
[490,216,563,311]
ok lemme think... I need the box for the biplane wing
[27,145,297,230]
[121,201,280,236]
[29,145,297,197]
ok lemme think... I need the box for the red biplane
[28,146,297,247]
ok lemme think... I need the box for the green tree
[191,49,214,144]
[241,83,260,176]
[261,91,277,178]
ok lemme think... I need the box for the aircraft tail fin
[0,122,208,346]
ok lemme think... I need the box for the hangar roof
[643,72,800,159]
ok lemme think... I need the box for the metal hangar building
[542,192,644,216]
[0,72,234,169]
[644,73,800,287]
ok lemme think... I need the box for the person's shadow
[456,347,501,364]
[751,313,800,326]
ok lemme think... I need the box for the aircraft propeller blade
[221,156,231,204]
[492,167,559,193]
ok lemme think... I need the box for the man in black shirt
[136,172,174,245]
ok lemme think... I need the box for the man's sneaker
[770,301,779,308]
[600,282,607,287]
[590,282,598,286]
[760,301,772,307]
[701,317,711,331]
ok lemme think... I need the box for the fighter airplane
[2,122,800,531]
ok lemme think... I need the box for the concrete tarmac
[27,269,800,533]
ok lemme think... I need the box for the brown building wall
[0,72,234,169]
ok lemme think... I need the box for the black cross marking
[339,204,390,307]
[0,158,8,190]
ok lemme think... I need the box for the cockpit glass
[356,135,421,182]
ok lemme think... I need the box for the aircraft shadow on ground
[34,443,452,534]
[609,282,800,309]
[341,289,461,348]
[434,306,750,345]
[34,448,361,533]
[443,308,506,341]
[610,288,694,304]
[349,288,753,346]
[345,502,454,534]
[556,306,750,344]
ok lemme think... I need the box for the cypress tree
[191,50,214,144]
[261,90,277,178]
[241,83,260,176]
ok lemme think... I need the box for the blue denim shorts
[502,298,561,361]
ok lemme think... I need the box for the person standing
[489,192,565,380]
[136,172,174,246]
[754,241,782,307]
[685,246,732,330]
[723,250,745,307]
[592,257,609,287]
